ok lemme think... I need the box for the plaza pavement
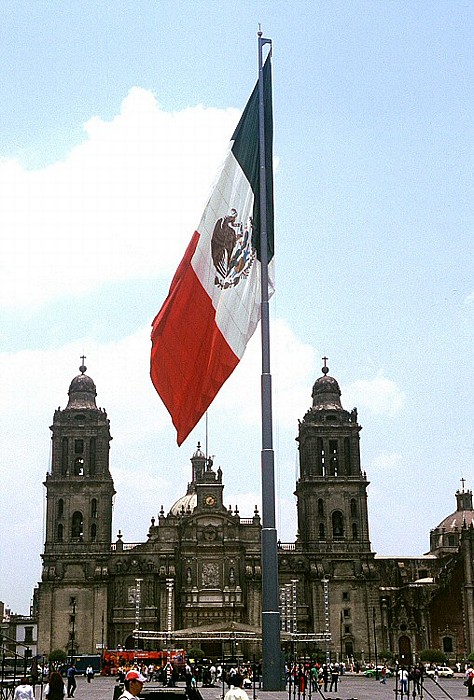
[30,674,470,700]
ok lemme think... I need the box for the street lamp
[373,608,379,680]
[69,598,76,662]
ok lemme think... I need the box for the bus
[101,649,186,677]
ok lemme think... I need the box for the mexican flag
[151,56,274,446]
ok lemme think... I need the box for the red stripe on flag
[151,232,239,445]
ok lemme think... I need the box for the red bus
[101,649,186,676]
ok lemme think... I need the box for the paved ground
[28,675,470,700]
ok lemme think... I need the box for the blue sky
[0,1,472,615]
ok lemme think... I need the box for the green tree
[419,649,446,664]
[379,649,394,662]
[187,647,205,663]
[49,648,67,669]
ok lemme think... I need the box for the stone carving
[202,562,219,587]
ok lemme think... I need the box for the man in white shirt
[118,669,147,700]
[224,674,249,700]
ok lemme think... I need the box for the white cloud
[0,88,239,309]
[368,452,403,471]
[344,371,406,417]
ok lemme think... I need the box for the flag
[151,55,274,446]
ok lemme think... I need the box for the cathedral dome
[170,491,197,516]
[429,487,474,555]
[66,362,97,410]
[435,490,474,531]
[311,361,342,410]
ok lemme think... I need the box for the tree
[49,648,67,669]
[187,647,204,662]
[419,649,446,664]
[379,650,394,662]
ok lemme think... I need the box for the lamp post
[69,598,76,662]
[339,611,343,663]
[373,607,379,680]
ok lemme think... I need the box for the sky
[0,0,472,615]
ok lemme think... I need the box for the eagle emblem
[211,208,255,289]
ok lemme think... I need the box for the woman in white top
[13,678,35,700]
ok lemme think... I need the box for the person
[329,662,339,692]
[322,664,329,693]
[466,665,474,697]
[44,671,67,700]
[224,673,249,700]
[117,669,147,699]
[209,662,217,686]
[380,665,387,684]
[85,664,94,683]
[66,664,77,698]
[398,667,409,695]
[13,677,35,700]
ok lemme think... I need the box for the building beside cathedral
[36,362,474,664]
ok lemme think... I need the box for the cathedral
[36,361,474,664]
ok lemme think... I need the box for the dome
[66,363,97,410]
[435,490,474,532]
[311,362,342,411]
[170,491,197,516]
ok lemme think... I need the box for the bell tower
[38,360,115,656]
[44,359,115,552]
[295,359,371,552]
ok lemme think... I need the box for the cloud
[0,88,239,309]
[368,452,403,471]
[214,317,318,429]
[344,371,406,417]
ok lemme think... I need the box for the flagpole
[257,31,282,690]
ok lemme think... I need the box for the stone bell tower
[38,360,115,656]
[44,359,115,551]
[295,358,371,552]
[293,360,377,661]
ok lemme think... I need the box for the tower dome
[311,359,342,410]
[66,360,97,410]
[434,488,474,532]
[429,484,474,555]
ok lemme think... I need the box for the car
[363,667,392,678]
[426,667,454,678]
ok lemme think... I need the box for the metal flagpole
[257,30,282,690]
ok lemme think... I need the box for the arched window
[350,499,357,517]
[317,499,324,517]
[332,511,344,538]
[91,498,97,518]
[71,511,84,540]
[57,499,64,518]
[352,523,358,540]
[57,523,63,542]
[319,523,325,540]
[90,523,97,541]
[442,637,453,653]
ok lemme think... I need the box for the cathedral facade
[36,363,474,664]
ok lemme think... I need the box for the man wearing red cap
[118,669,147,699]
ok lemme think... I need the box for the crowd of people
[10,654,474,699]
